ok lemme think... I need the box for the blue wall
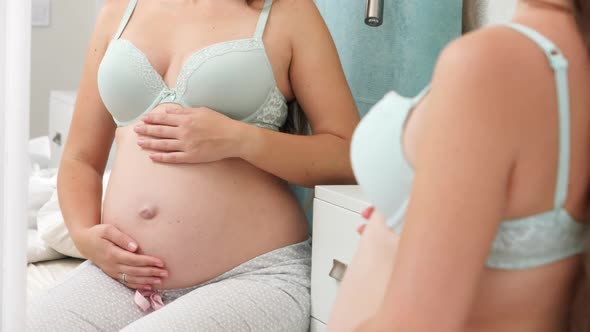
[315,0,463,116]
[298,1,463,228]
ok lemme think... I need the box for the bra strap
[503,23,570,211]
[411,84,431,106]
[254,0,273,39]
[114,0,139,40]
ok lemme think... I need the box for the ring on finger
[119,272,128,284]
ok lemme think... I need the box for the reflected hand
[76,224,168,290]
[134,105,244,164]
[357,206,386,235]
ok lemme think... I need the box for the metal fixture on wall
[365,0,384,27]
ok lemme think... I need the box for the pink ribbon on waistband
[134,290,164,312]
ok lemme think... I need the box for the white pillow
[28,136,51,170]
[28,168,57,229]
[37,170,111,259]
[27,229,65,263]
[27,136,54,229]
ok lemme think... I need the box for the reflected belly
[102,124,308,289]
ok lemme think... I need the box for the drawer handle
[52,132,62,146]
[329,259,348,281]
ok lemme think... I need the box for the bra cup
[97,0,285,128]
[351,92,415,219]
[182,51,274,120]
[98,41,280,125]
[98,45,162,124]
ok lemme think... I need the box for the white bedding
[27,229,65,263]
[27,258,84,300]
[26,130,85,301]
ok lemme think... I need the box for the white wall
[30,0,97,138]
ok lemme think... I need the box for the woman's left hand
[134,105,246,164]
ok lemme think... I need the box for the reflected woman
[330,0,590,331]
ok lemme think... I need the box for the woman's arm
[238,0,359,187]
[138,0,359,188]
[358,34,527,331]
[58,1,120,241]
[58,0,166,288]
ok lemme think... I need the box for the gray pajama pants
[27,240,311,332]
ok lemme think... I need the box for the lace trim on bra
[487,209,585,269]
[120,40,167,97]
[113,38,288,130]
[245,86,288,130]
[175,39,264,98]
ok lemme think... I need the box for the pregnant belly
[102,125,308,289]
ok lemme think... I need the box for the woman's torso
[347,14,590,332]
[100,0,308,289]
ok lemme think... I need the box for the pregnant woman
[329,0,590,331]
[27,0,358,330]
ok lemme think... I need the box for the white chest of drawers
[310,185,370,331]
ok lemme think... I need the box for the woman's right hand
[75,224,168,290]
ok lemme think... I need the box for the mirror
[5,0,476,330]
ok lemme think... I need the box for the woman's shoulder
[99,0,130,14]
[248,0,316,15]
[435,25,551,84]
[424,24,561,141]
[263,0,326,33]
[430,24,557,114]
[268,0,317,12]
[94,0,132,42]
[266,0,334,52]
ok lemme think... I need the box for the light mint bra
[350,23,586,270]
[97,0,287,130]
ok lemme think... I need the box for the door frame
[1,0,31,330]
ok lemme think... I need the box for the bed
[27,257,84,300]
[27,226,84,301]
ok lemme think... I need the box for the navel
[138,205,158,220]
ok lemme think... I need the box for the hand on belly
[103,130,309,289]
[75,223,169,291]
